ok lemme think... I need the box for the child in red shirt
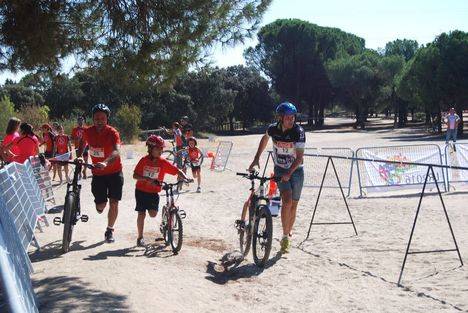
[133,135,192,247]
[53,124,72,184]
[178,137,204,193]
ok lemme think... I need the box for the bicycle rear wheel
[162,150,175,163]
[62,192,77,253]
[168,209,183,254]
[252,206,273,267]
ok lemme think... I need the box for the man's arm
[249,133,270,171]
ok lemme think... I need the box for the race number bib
[89,146,105,158]
[143,166,159,179]
[273,141,296,167]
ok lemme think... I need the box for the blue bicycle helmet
[276,102,297,115]
[92,103,111,117]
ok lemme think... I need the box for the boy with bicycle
[133,135,192,247]
[177,137,204,193]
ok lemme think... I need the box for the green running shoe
[280,236,290,254]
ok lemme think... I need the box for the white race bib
[143,166,159,179]
[89,146,105,158]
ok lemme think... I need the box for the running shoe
[280,237,290,254]
[137,237,145,247]
[105,228,115,243]
[196,186,201,193]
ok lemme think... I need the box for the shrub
[16,104,50,132]
[0,96,17,135]
[114,104,141,143]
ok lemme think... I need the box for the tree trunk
[229,116,234,132]
[317,104,324,128]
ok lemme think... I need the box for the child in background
[53,125,72,184]
[133,135,192,247]
[179,137,204,193]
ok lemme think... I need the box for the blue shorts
[274,166,304,201]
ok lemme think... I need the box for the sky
[1,0,467,83]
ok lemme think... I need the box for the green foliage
[245,19,365,127]
[114,104,142,143]
[16,105,49,131]
[0,83,44,109]
[0,96,16,134]
[0,0,271,85]
[384,39,419,61]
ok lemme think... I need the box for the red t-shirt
[55,135,70,155]
[134,156,178,193]
[13,135,39,163]
[42,131,55,153]
[71,126,87,148]
[2,132,20,162]
[188,147,201,164]
[83,125,122,176]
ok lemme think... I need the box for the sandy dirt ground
[29,119,468,312]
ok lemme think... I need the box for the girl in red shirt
[53,124,72,184]
[133,135,192,247]
[1,123,39,164]
[178,137,204,193]
[1,117,21,164]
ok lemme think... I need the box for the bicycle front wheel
[62,191,77,253]
[168,210,183,254]
[252,206,273,267]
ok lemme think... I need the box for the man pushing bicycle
[78,104,123,243]
[249,102,305,254]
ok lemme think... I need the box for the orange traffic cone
[268,172,277,198]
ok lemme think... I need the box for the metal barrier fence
[303,148,354,196]
[29,156,55,205]
[210,141,233,171]
[0,191,39,313]
[0,161,46,251]
[444,143,468,191]
[356,144,446,196]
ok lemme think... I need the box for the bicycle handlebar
[49,159,95,169]
[236,172,279,182]
[152,179,193,188]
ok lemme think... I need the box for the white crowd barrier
[210,141,233,171]
[29,156,55,205]
[356,144,446,196]
[0,160,44,312]
[303,148,354,196]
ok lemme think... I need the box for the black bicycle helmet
[92,103,111,117]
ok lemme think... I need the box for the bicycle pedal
[80,215,89,222]
[53,217,62,226]
[179,210,186,219]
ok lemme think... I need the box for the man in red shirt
[133,135,192,246]
[78,104,123,243]
[71,116,89,178]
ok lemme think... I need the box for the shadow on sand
[33,275,131,312]
[205,251,282,285]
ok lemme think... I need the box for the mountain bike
[161,140,177,163]
[235,171,278,267]
[156,179,192,254]
[51,159,93,253]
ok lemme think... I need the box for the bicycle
[161,140,178,163]
[51,159,93,253]
[235,171,278,267]
[156,179,191,254]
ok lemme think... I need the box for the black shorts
[44,151,55,159]
[191,165,201,172]
[91,171,124,204]
[135,189,160,212]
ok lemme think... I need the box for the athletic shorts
[91,171,124,204]
[135,189,160,212]
[191,165,201,172]
[274,166,304,201]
